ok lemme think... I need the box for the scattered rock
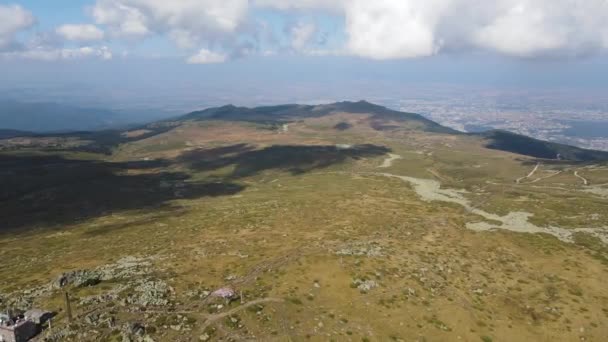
[125,280,172,307]
[353,279,378,292]
[84,312,101,326]
[43,326,77,341]
[50,256,155,290]
[335,243,384,257]
[53,270,101,289]
[211,287,236,299]
[123,322,146,336]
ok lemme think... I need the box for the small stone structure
[0,309,50,342]
[24,310,52,326]
[0,319,37,342]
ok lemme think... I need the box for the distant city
[416,107,608,152]
[385,88,608,151]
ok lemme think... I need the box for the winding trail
[528,170,561,183]
[516,163,540,184]
[379,153,402,168]
[574,170,589,185]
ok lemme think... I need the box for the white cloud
[168,29,199,49]
[56,24,105,42]
[471,0,608,57]
[0,5,112,62]
[254,0,344,12]
[0,4,35,49]
[2,46,113,61]
[186,48,227,64]
[290,22,316,51]
[345,0,450,59]
[259,0,608,59]
[92,0,249,46]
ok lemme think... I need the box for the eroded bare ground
[2,116,608,341]
[379,153,402,168]
[374,171,607,244]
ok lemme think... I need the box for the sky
[1,0,608,111]
[4,0,608,62]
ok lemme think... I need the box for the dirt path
[426,168,447,181]
[231,251,301,287]
[516,163,540,184]
[574,170,589,185]
[528,170,562,183]
[200,298,284,331]
[379,153,402,168]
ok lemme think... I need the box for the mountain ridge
[2,100,608,161]
[178,100,457,135]
[171,100,608,161]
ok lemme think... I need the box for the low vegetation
[1,102,607,341]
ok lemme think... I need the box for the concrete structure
[24,310,52,326]
[0,309,50,342]
[0,319,37,342]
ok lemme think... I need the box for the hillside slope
[156,101,608,162]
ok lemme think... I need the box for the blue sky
[16,1,89,26]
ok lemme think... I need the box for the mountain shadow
[0,123,177,155]
[0,154,244,233]
[476,130,608,162]
[178,143,391,178]
[334,122,353,131]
